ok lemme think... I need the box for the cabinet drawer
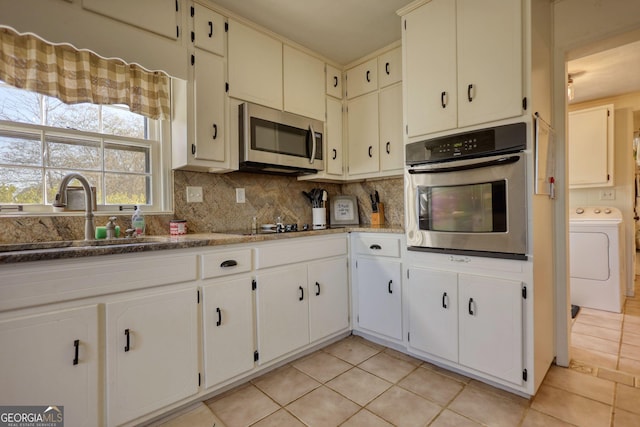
[201,249,252,279]
[354,235,401,258]
[256,236,347,269]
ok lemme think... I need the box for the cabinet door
[284,45,325,121]
[356,258,402,340]
[202,278,255,389]
[0,306,99,427]
[326,64,343,98]
[193,51,226,162]
[407,268,458,362]
[106,288,198,427]
[378,47,402,88]
[228,19,283,109]
[308,257,349,342]
[346,58,378,99]
[458,274,523,384]
[456,0,522,127]
[403,0,457,137]
[379,84,403,173]
[256,266,309,364]
[192,3,225,56]
[568,105,613,188]
[326,97,344,176]
[347,92,379,176]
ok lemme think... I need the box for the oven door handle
[408,155,521,174]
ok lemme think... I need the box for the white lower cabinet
[0,305,99,427]
[408,267,524,385]
[202,277,255,389]
[308,257,349,342]
[106,288,199,427]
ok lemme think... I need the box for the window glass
[0,85,42,125]
[45,98,100,133]
[45,135,102,170]
[0,130,42,166]
[103,105,146,138]
[105,174,149,205]
[45,170,102,205]
[0,167,43,204]
[104,142,149,173]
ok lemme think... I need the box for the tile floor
[155,278,640,427]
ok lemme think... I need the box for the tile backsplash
[0,171,404,243]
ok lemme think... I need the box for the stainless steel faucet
[54,173,95,240]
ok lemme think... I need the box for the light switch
[236,188,246,203]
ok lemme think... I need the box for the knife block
[371,203,384,225]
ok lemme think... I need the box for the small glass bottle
[251,216,257,234]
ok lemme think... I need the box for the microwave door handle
[408,155,520,174]
[308,124,316,164]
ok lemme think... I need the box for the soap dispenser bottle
[132,207,145,236]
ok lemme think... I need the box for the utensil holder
[312,207,327,230]
[371,203,384,226]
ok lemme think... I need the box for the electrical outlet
[236,188,246,203]
[186,186,203,203]
[599,189,615,200]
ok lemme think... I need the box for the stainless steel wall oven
[405,123,528,260]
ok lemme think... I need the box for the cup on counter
[170,219,187,236]
[312,207,326,230]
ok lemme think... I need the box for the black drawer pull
[315,282,321,296]
[385,62,390,75]
[368,146,373,158]
[299,286,304,301]
[333,76,338,88]
[216,307,222,326]
[468,298,475,315]
[467,84,474,102]
[442,292,448,309]
[212,123,218,139]
[441,91,447,108]
[124,329,130,352]
[366,70,371,82]
[208,21,213,38]
[332,148,337,160]
[369,244,382,250]
[386,141,391,154]
[220,260,238,268]
[388,280,393,294]
[73,339,79,365]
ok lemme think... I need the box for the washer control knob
[576,207,584,214]
[604,208,612,214]
[594,208,601,214]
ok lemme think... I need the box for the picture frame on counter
[330,195,359,226]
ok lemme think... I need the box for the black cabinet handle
[385,62,390,75]
[73,339,79,365]
[124,329,130,352]
[441,91,447,108]
[388,280,393,294]
[370,244,382,250]
[216,307,222,326]
[468,298,475,315]
[386,141,391,154]
[299,286,304,301]
[368,146,373,158]
[332,148,337,160]
[315,282,321,296]
[191,144,196,155]
[467,84,474,102]
[212,123,218,139]
[442,292,448,309]
[220,259,238,268]
[366,70,370,82]
[333,76,338,88]
[208,21,213,38]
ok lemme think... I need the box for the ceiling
[212,0,413,65]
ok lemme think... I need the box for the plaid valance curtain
[0,26,170,120]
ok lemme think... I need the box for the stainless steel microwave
[238,102,324,175]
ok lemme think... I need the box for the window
[0,81,171,213]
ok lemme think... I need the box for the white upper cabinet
[379,83,404,173]
[326,97,345,176]
[347,91,379,176]
[568,104,614,188]
[192,52,226,163]
[283,45,326,121]
[378,47,402,88]
[402,0,522,137]
[192,2,225,56]
[228,19,283,110]
[346,58,378,99]
[326,64,343,98]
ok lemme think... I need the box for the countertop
[0,225,404,264]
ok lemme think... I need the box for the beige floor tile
[429,409,481,427]
[382,348,423,366]
[351,334,386,351]
[286,386,360,427]
[624,313,640,327]
[618,357,640,375]
[576,312,623,330]
[398,366,464,406]
[252,365,321,405]
[154,402,225,427]
[613,408,640,427]
[357,352,417,383]
[572,321,622,342]
[622,320,640,334]
[580,307,624,321]
[326,367,392,406]
[324,337,381,365]
[520,409,577,427]
[422,362,472,384]
[622,330,640,347]
[542,365,615,405]
[340,409,393,427]
[531,384,612,427]
[572,332,620,355]
[619,342,640,361]
[250,409,305,427]
[448,384,528,427]
[207,384,279,427]
[615,383,640,415]
[570,345,618,369]
[597,368,635,386]
[466,380,531,405]
[366,386,441,427]
[293,351,352,383]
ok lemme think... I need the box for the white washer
[569,206,625,313]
